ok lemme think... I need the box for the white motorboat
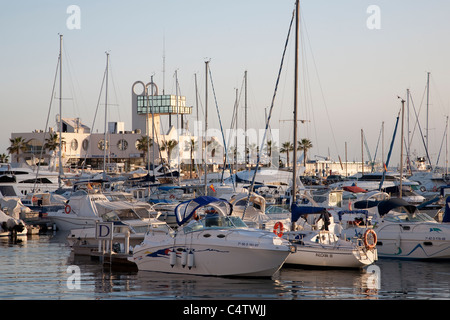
[0,209,27,239]
[283,204,378,268]
[47,189,158,231]
[46,190,108,230]
[130,196,294,277]
[369,198,450,259]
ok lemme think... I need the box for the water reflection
[0,234,449,300]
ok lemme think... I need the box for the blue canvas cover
[174,196,232,226]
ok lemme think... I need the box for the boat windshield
[384,211,436,223]
[183,215,248,234]
[101,209,142,222]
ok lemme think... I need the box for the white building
[9,80,218,173]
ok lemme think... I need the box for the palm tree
[186,138,197,178]
[43,133,65,171]
[280,141,294,168]
[160,139,179,167]
[7,136,29,163]
[265,140,277,166]
[136,135,153,167]
[0,153,9,163]
[297,138,313,167]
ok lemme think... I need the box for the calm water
[1,232,449,301]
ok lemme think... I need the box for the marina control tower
[131,80,192,136]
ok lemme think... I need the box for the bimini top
[290,203,327,223]
[377,198,417,216]
[175,196,233,226]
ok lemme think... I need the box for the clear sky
[1,0,450,168]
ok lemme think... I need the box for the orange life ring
[363,229,377,250]
[65,205,71,214]
[273,221,284,237]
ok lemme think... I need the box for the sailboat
[239,1,377,268]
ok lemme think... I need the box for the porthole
[98,139,109,151]
[82,139,89,151]
[70,139,78,151]
[117,139,128,151]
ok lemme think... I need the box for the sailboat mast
[400,98,405,199]
[426,72,430,151]
[292,0,299,204]
[103,52,109,177]
[244,70,248,168]
[58,34,63,188]
[204,60,209,195]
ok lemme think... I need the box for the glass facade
[137,95,192,115]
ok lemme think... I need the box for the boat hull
[375,222,450,259]
[47,213,99,231]
[131,229,291,277]
[286,244,377,268]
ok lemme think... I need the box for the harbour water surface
[1,232,449,301]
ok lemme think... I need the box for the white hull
[47,213,99,231]
[131,229,291,277]
[376,223,450,259]
[286,244,377,268]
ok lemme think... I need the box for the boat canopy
[353,200,380,209]
[290,203,327,223]
[377,198,417,216]
[175,196,232,226]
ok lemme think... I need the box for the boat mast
[204,60,209,196]
[244,70,248,168]
[292,0,299,204]
[58,34,63,189]
[399,97,405,198]
[426,72,430,152]
[103,52,109,178]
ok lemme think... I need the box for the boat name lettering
[315,253,333,258]
[91,197,106,201]
[425,236,446,241]
[238,242,260,248]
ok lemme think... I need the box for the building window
[117,139,128,151]
[98,139,109,151]
[70,139,78,151]
[82,139,89,151]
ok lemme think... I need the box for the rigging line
[409,85,427,144]
[62,43,84,118]
[300,8,340,159]
[409,90,433,169]
[108,57,122,122]
[80,62,107,173]
[243,5,296,219]
[434,116,448,170]
[208,66,235,189]
[33,55,61,192]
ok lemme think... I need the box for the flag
[209,184,216,192]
